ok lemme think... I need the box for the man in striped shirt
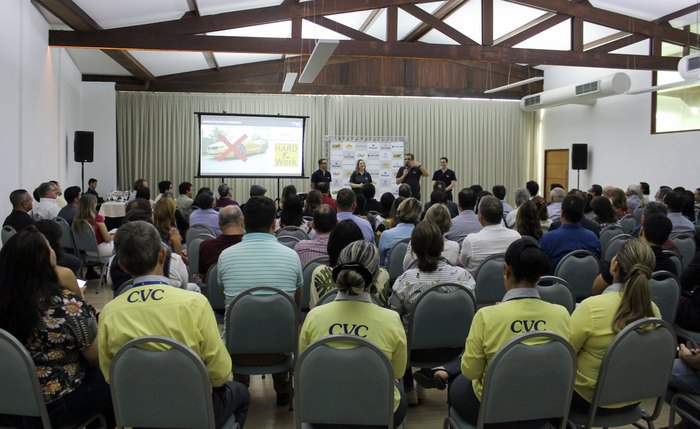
[294,204,337,268]
[217,195,302,406]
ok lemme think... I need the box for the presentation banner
[327,136,406,200]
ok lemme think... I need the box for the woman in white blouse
[403,203,460,270]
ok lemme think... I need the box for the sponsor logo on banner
[391,143,404,150]
[332,171,342,176]
[345,143,354,149]
[382,162,391,167]
[381,152,391,160]
[343,153,355,159]
[380,172,391,178]
[356,153,367,159]
[392,161,404,169]
[393,153,402,159]
[368,143,380,151]
[331,160,342,168]
[331,143,341,149]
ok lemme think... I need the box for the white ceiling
[36,0,700,78]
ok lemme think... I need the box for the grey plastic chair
[566,317,676,429]
[554,250,600,301]
[109,336,237,429]
[188,236,205,276]
[0,328,106,429]
[300,260,325,313]
[474,255,505,306]
[54,217,80,257]
[224,286,298,408]
[672,235,697,272]
[186,223,216,247]
[668,393,700,429]
[387,239,410,285]
[663,250,683,277]
[649,270,680,324]
[72,220,111,293]
[205,264,226,312]
[603,233,632,263]
[537,276,576,314]
[407,284,476,369]
[444,331,576,429]
[294,335,395,428]
[599,225,624,256]
[1,224,16,245]
[276,226,310,248]
[619,216,636,234]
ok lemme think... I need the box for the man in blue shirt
[540,194,601,269]
[335,188,375,244]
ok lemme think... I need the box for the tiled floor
[84,280,680,428]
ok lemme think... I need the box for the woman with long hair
[0,228,114,427]
[590,196,618,229]
[303,189,323,217]
[349,159,372,195]
[300,240,408,427]
[403,204,460,269]
[379,197,422,266]
[72,193,113,258]
[569,239,658,414]
[515,200,544,241]
[153,196,185,259]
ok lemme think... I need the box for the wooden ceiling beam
[34,0,154,81]
[482,0,493,46]
[311,16,380,41]
[359,9,382,33]
[399,4,478,45]
[505,0,699,48]
[586,33,646,53]
[495,13,568,47]
[402,0,470,42]
[50,32,681,70]
[655,4,700,24]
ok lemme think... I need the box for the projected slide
[198,114,306,178]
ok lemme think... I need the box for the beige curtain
[117,92,538,205]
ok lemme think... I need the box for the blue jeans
[666,359,700,429]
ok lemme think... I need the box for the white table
[99,201,127,218]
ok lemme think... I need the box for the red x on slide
[216,134,248,162]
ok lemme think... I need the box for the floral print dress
[24,288,98,403]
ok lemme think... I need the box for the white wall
[0,0,117,225]
[541,66,700,193]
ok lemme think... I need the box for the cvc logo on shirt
[328,323,369,338]
[127,288,165,303]
[510,320,546,333]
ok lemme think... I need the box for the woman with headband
[299,240,408,427]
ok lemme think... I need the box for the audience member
[73,194,113,258]
[656,186,673,203]
[398,183,413,198]
[665,190,696,239]
[315,181,335,209]
[569,239,658,416]
[459,196,520,276]
[57,186,80,225]
[587,184,603,198]
[526,180,539,198]
[532,196,553,232]
[363,183,381,213]
[129,178,148,201]
[300,240,408,427]
[404,204,460,269]
[85,178,103,203]
[0,228,115,428]
[379,197,422,265]
[250,184,266,197]
[540,195,601,269]
[294,205,337,268]
[666,342,700,427]
[134,186,151,201]
[548,190,601,237]
[3,189,35,231]
[189,190,221,236]
[98,221,249,427]
[591,196,619,229]
[153,196,184,258]
[302,189,323,217]
[155,180,173,202]
[492,185,513,217]
[35,219,82,276]
[125,197,153,219]
[378,192,396,224]
[198,205,244,278]
[176,181,194,217]
[640,182,650,205]
[49,181,67,208]
[423,188,458,218]
[32,181,61,221]
[335,188,375,244]
[505,187,531,228]
[216,183,238,208]
[626,184,642,212]
[610,187,630,219]
[445,188,482,241]
[515,200,543,241]
[547,187,565,221]
[276,195,308,232]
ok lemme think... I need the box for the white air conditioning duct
[678,53,700,81]
[520,72,631,111]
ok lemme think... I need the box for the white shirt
[505,207,519,228]
[547,202,562,221]
[32,198,60,221]
[403,239,460,271]
[459,223,521,276]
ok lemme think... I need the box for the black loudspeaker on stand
[571,143,588,190]
[74,131,94,191]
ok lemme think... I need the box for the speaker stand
[81,161,85,192]
[576,169,580,191]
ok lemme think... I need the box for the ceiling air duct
[519,72,631,111]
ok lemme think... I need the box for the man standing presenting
[432,157,457,201]
[396,153,429,201]
[310,158,331,190]
[98,221,250,427]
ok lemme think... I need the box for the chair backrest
[186,223,216,247]
[0,328,52,428]
[583,318,676,428]
[599,225,624,255]
[72,220,103,262]
[407,284,476,358]
[603,233,632,263]
[619,216,636,234]
[277,234,302,248]
[225,286,298,355]
[554,250,600,301]
[276,225,310,241]
[387,240,409,284]
[1,225,17,245]
[109,336,218,429]
[301,261,323,311]
[537,276,576,314]
[474,255,506,305]
[663,250,683,277]
[53,217,79,256]
[295,335,394,428]
[649,271,681,324]
[205,264,226,312]
[188,237,204,275]
[316,289,382,307]
[478,332,576,428]
[672,235,697,272]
